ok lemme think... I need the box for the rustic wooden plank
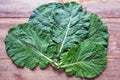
[0,59,120,80]
[0,27,9,59]
[82,0,120,18]
[0,0,120,18]
[103,18,120,24]
[63,0,120,18]
[0,18,120,59]
[0,59,80,80]
[1,18,120,28]
[0,0,120,80]
[0,18,28,27]
[95,58,120,80]
[0,0,62,18]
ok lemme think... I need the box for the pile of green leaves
[5,2,108,78]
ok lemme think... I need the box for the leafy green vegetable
[60,41,107,78]
[88,14,108,47]
[29,2,90,59]
[5,23,58,69]
[5,2,108,79]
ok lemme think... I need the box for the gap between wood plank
[0,18,120,28]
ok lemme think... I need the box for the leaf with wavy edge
[5,23,58,69]
[29,2,90,59]
[5,2,108,79]
[60,41,107,78]
[88,14,108,47]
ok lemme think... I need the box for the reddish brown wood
[82,0,120,18]
[0,18,28,27]
[0,0,120,80]
[0,60,80,80]
[0,0,120,18]
[0,0,61,18]
[63,0,120,18]
[0,59,120,80]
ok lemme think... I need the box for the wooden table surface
[0,0,120,80]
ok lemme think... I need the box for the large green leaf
[5,23,57,69]
[29,2,90,59]
[5,2,108,79]
[60,41,107,78]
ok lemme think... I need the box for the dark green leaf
[5,2,108,79]
[60,41,107,78]
[29,2,90,58]
[87,13,108,47]
[5,23,57,69]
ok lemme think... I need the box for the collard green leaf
[5,2,108,79]
[29,2,90,58]
[5,23,57,69]
[60,41,107,78]
[87,13,108,47]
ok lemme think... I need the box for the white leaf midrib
[59,11,73,53]
[61,61,83,68]
[9,35,53,63]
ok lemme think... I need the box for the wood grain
[0,60,80,80]
[0,59,120,80]
[0,0,120,18]
[0,0,120,80]
[0,18,28,27]
[0,0,61,18]
[63,0,120,18]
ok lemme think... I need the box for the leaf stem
[32,47,60,67]
[59,17,71,53]
[17,39,59,67]
[59,61,83,68]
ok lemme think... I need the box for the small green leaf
[87,13,108,47]
[5,23,57,69]
[60,41,107,78]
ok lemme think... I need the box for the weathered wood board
[0,0,120,80]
